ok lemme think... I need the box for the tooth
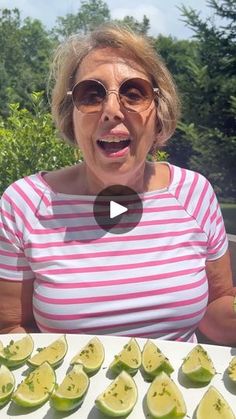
[99,138,129,143]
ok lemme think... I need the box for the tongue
[102,141,129,153]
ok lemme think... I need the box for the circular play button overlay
[93,185,143,234]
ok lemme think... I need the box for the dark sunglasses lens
[72,80,106,113]
[119,78,154,112]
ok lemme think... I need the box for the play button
[110,201,128,219]
[93,184,143,234]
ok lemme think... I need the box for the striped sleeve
[203,181,228,260]
[0,185,34,281]
[173,168,228,261]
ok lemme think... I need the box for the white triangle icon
[110,201,128,219]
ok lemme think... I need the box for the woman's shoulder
[0,171,54,218]
[169,163,208,183]
[168,163,212,194]
[1,172,46,199]
[1,165,79,201]
[168,163,218,217]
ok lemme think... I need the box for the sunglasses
[67,77,159,114]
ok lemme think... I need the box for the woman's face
[72,47,157,189]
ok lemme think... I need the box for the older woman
[0,25,235,345]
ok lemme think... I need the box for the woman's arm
[198,250,236,345]
[0,278,39,334]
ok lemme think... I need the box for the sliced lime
[0,334,34,368]
[95,370,138,417]
[12,361,56,407]
[196,386,235,419]
[146,371,186,419]
[51,364,89,411]
[142,339,174,381]
[0,364,15,407]
[70,337,104,375]
[109,338,141,376]
[227,356,236,383]
[28,334,67,368]
[233,296,236,313]
[181,344,215,383]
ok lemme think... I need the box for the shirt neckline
[36,162,175,200]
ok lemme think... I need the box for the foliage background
[0,0,235,202]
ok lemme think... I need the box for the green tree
[113,15,150,35]
[180,0,236,133]
[52,0,151,39]
[153,35,197,167]
[176,0,236,200]
[154,35,199,121]
[53,0,111,39]
[0,9,22,114]
[0,8,54,116]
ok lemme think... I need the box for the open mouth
[97,139,131,153]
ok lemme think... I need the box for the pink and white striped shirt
[0,164,228,342]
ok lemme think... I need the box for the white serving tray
[0,333,236,418]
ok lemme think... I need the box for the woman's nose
[100,92,125,122]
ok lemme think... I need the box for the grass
[220,203,236,235]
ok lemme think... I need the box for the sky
[0,0,214,39]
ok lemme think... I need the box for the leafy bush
[0,92,79,195]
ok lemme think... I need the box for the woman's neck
[79,161,158,195]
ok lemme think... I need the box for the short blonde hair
[49,24,180,148]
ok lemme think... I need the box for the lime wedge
[0,335,34,368]
[227,356,236,383]
[109,338,141,376]
[146,371,187,419]
[70,337,104,375]
[12,361,56,407]
[142,339,174,381]
[0,364,15,407]
[181,344,216,383]
[95,370,138,417]
[196,386,235,419]
[28,334,68,368]
[51,364,89,411]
